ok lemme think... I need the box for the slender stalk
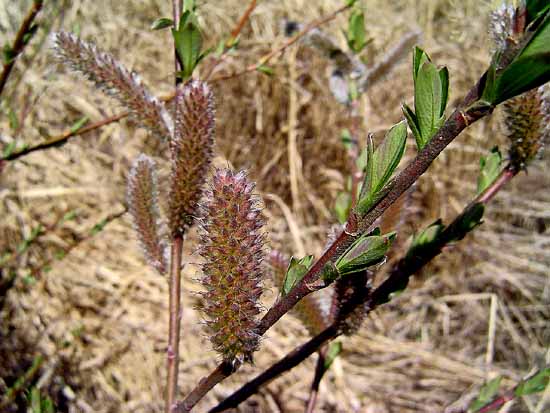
[210,3,353,82]
[209,165,518,412]
[0,1,43,98]
[0,356,44,409]
[166,3,184,412]
[166,235,184,413]
[305,347,327,413]
[175,361,238,412]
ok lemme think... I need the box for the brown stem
[0,1,43,98]
[166,236,184,413]
[175,361,238,412]
[209,162,518,412]
[210,3,353,82]
[305,347,328,413]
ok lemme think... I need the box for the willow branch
[178,72,493,410]
[210,164,519,412]
[210,3,353,82]
[305,347,328,413]
[166,2,184,412]
[0,1,43,97]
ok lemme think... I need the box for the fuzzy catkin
[168,80,215,236]
[199,169,265,361]
[504,86,549,169]
[127,154,167,274]
[52,31,172,138]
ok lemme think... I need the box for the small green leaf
[256,65,274,76]
[324,341,342,370]
[346,10,368,53]
[172,10,203,80]
[335,230,395,276]
[412,46,429,81]
[23,24,39,45]
[341,128,354,151]
[402,103,421,149]
[407,219,444,258]
[89,219,108,236]
[282,255,314,296]
[61,210,78,223]
[346,0,358,6]
[356,122,407,215]
[449,203,485,242]
[477,147,503,195]
[2,141,17,158]
[335,191,352,224]
[415,61,445,148]
[69,116,89,133]
[151,17,174,30]
[469,376,502,413]
[184,0,195,12]
[8,107,19,131]
[515,368,550,396]
[2,44,16,65]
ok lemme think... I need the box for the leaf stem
[0,1,43,98]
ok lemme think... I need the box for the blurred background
[1,0,549,411]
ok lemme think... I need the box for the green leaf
[2,141,17,158]
[346,0,358,6]
[8,107,19,131]
[151,17,174,30]
[89,219,108,236]
[347,10,368,53]
[324,341,342,370]
[184,0,195,12]
[407,219,444,258]
[341,128,354,151]
[449,203,485,242]
[335,230,395,276]
[515,368,550,396]
[402,103,421,149]
[22,24,39,45]
[412,46,429,81]
[2,43,16,65]
[469,376,502,413]
[415,61,446,148]
[61,210,78,223]
[256,65,274,76]
[477,147,503,195]
[489,10,550,104]
[335,191,352,224]
[172,10,203,80]
[282,255,314,296]
[526,0,550,25]
[356,122,407,215]
[69,116,89,133]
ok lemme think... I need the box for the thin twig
[305,347,327,413]
[209,165,518,412]
[210,3,353,82]
[204,0,257,81]
[0,1,43,98]
[166,1,184,411]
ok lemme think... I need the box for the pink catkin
[199,169,266,361]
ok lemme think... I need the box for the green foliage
[407,219,444,258]
[334,229,395,277]
[151,17,174,30]
[346,9,368,53]
[515,367,550,396]
[334,191,352,224]
[356,121,408,215]
[468,376,502,413]
[256,65,274,76]
[282,255,314,296]
[69,116,89,134]
[403,47,449,150]
[323,341,342,370]
[28,387,55,413]
[477,147,503,195]
[172,10,205,81]
[483,8,550,105]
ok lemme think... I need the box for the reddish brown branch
[0,1,43,97]
[305,347,328,413]
[210,3,353,82]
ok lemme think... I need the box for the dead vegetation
[0,0,549,412]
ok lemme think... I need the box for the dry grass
[1,0,549,412]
